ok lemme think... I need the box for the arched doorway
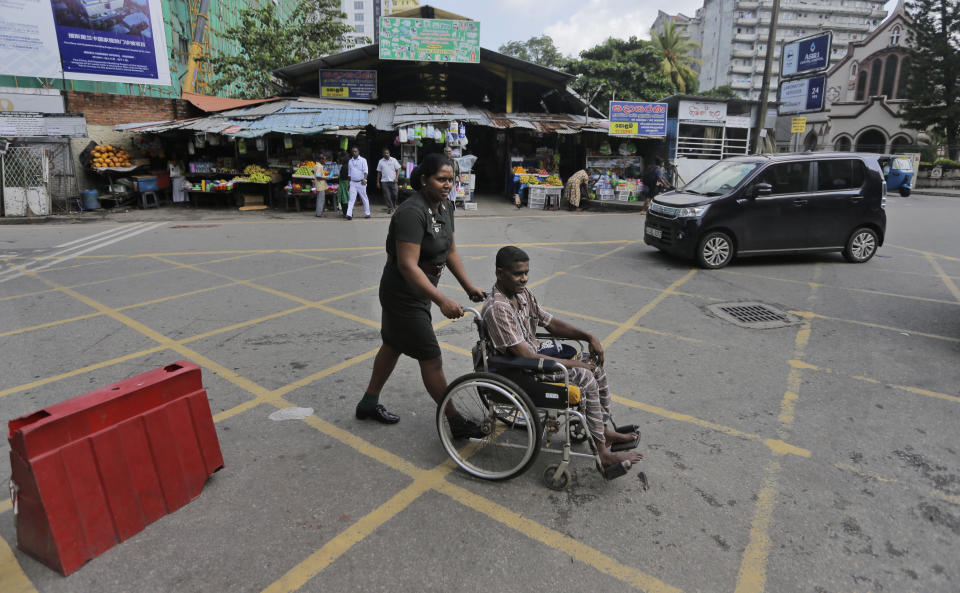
[804,132,818,151]
[856,129,886,153]
[890,135,912,153]
[834,136,852,151]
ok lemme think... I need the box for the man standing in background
[377,147,402,214]
[346,146,370,220]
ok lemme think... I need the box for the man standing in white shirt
[376,147,402,214]
[346,146,370,220]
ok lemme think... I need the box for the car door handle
[848,197,863,202]
[792,199,808,206]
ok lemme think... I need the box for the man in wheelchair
[481,246,643,470]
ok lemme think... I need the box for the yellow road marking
[721,268,960,306]
[436,480,686,593]
[926,253,960,302]
[835,463,960,506]
[0,535,36,593]
[611,395,810,458]
[791,360,960,405]
[790,310,960,342]
[602,269,697,348]
[887,244,960,262]
[734,460,781,593]
[568,272,723,302]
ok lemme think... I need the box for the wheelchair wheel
[568,417,589,443]
[542,464,570,491]
[437,372,541,481]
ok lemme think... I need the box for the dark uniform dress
[379,191,455,360]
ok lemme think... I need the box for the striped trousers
[551,352,610,446]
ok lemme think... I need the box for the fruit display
[90,144,132,168]
[298,160,316,170]
[518,175,540,185]
[512,166,526,174]
[245,172,271,183]
[243,164,267,176]
[544,174,562,186]
[284,183,318,194]
[294,165,314,176]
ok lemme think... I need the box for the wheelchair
[435,308,644,490]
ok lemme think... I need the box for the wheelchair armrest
[487,354,565,373]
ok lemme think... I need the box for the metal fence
[0,141,78,216]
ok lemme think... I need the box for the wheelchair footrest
[609,431,641,453]
[601,460,631,480]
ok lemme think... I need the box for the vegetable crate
[527,186,562,209]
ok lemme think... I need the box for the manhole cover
[707,302,799,329]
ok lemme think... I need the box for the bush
[933,158,960,169]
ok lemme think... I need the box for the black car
[643,152,888,269]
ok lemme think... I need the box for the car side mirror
[753,183,772,197]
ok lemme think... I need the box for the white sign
[0,0,170,85]
[725,116,752,128]
[0,0,63,77]
[0,112,86,137]
[781,32,832,78]
[679,100,727,123]
[0,88,65,113]
[778,74,826,115]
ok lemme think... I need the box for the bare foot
[604,427,638,444]
[599,447,643,467]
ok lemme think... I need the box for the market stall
[583,138,645,204]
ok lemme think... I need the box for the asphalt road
[1,194,958,593]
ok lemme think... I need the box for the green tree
[203,0,363,98]
[498,35,567,69]
[649,22,701,93]
[564,37,675,111]
[902,0,960,159]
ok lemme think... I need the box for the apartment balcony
[729,64,753,75]
[737,0,759,8]
[730,79,752,90]
[869,9,887,18]
[734,33,758,42]
[732,48,755,58]
[737,17,759,26]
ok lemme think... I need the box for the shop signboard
[608,101,668,137]
[781,32,832,78]
[678,100,727,124]
[319,70,377,100]
[778,74,826,115]
[379,17,480,63]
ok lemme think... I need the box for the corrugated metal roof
[181,93,282,113]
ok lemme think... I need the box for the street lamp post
[750,0,782,154]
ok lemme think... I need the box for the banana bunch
[243,164,267,176]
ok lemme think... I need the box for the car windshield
[681,161,762,195]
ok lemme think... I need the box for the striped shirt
[482,284,553,354]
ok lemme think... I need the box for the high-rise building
[661,0,889,101]
[340,0,419,47]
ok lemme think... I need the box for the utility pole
[750,0,781,154]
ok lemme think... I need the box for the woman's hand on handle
[439,297,464,319]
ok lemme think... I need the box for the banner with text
[608,101,668,136]
[320,70,377,100]
[52,0,170,84]
[379,17,480,63]
[0,0,62,77]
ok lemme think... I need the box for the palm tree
[650,22,701,94]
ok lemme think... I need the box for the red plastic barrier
[8,361,224,575]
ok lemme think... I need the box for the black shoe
[345,215,352,220]
[449,413,485,439]
[355,403,399,424]
[364,214,370,218]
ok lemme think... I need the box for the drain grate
[707,302,798,329]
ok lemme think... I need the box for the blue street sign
[781,32,832,78]
[778,74,827,115]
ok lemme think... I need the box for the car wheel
[843,227,878,263]
[696,231,733,269]
[899,186,911,197]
